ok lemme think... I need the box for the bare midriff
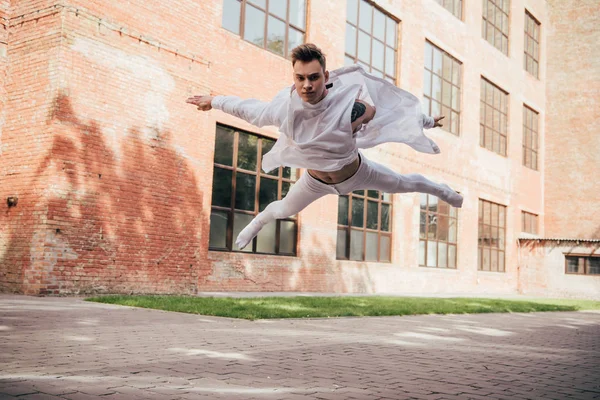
[307,157,360,184]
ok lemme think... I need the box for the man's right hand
[186,95,213,111]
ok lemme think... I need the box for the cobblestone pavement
[1,295,599,400]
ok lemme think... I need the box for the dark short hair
[290,43,326,71]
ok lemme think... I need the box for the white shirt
[211,65,438,172]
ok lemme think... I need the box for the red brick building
[0,0,598,297]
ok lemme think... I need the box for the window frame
[522,105,539,170]
[419,194,459,269]
[521,211,538,235]
[524,10,541,78]
[344,0,400,84]
[209,124,299,255]
[423,41,463,136]
[478,199,507,272]
[565,255,600,276]
[433,0,463,20]
[221,0,307,59]
[336,190,393,263]
[482,0,510,55]
[480,77,509,156]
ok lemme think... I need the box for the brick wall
[544,0,600,239]
[0,0,596,297]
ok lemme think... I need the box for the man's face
[293,59,329,104]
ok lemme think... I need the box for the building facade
[0,0,598,297]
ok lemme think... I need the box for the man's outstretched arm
[422,114,445,129]
[186,94,285,128]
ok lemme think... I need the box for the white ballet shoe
[235,219,263,250]
[441,184,464,208]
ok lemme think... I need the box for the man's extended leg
[334,154,463,207]
[235,172,337,249]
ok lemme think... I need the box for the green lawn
[85,295,600,320]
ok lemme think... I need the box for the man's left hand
[433,115,445,128]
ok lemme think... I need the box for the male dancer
[187,44,463,250]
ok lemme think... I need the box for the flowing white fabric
[212,65,439,173]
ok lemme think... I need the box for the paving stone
[0,295,599,400]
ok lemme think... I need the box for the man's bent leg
[235,172,337,249]
[335,155,463,207]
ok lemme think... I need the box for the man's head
[291,43,329,104]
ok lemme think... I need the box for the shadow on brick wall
[1,93,208,295]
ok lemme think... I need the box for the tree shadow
[1,93,208,295]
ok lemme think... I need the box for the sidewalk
[1,294,599,399]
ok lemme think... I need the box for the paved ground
[1,295,599,400]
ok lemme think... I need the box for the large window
[565,255,600,275]
[521,211,538,234]
[524,10,540,78]
[221,0,306,58]
[345,0,398,84]
[480,78,508,156]
[478,199,506,272]
[419,194,458,269]
[523,105,539,170]
[424,41,462,135]
[434,0,462,20]
[210,125,298,255]
[482,0,509,55]
[337,190,392,262]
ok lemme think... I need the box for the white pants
[236,153,463,248]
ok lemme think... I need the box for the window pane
[448,244,456,268]
[256,220,276,253]
[345,55,355,66]
[212,167,232,207]
[279,220,296,254]
[437,215,449,241]
[288,27,304,54]
[448,218,457,242]
[259,177,277,212]
[346,23,357,57]
[267,16,286,56]
[248,0,266,8]
[338,196,349,225]
[491,249,498,271]
[358,31,371,63]
[432,49,443,76]
[244,5,265,47]
[336,228,348,259]
[373,9,385,41]
[566,256,579,273]
[432,75,442,101]
[289,0,306,29]
[351,198,364,227]
[419,240,426,266]
[269,0,286,19]
[347,0,358,25]
[427,241,437,267]
[368,190,379,198]
[420,211,427,239]
[235,173,256,211]
[438,242,447,268]
[350,229,364,260]
[482,248,490,271]
[366,232,378,261]
[381,203,390,231]
[233,212,254,252]
[209,211,228,249]
[588,258,600,275]
[385,46,395,76]
[386,17,396,45]
[367,200,378,229]
[215,126,234,165]
[222,0,241,34]
[424,70,432,96]
[380,235,391,262]
[372,40,385,71]
[359,0,372,32]
[237,133,258,171]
